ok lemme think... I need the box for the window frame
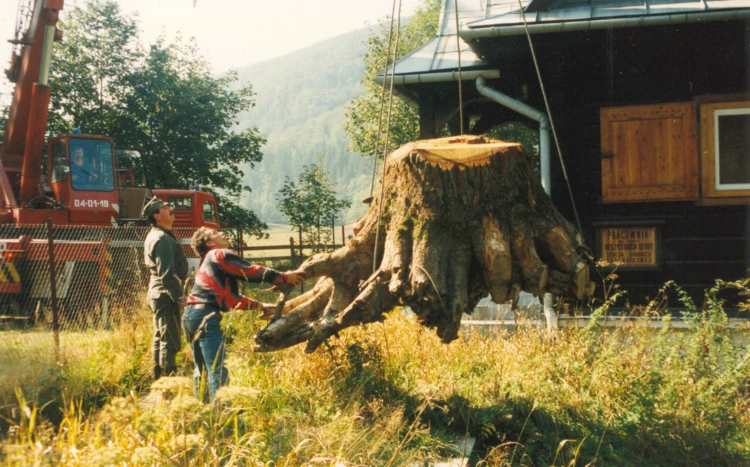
[202,199,218,224]
[700,100,750,199]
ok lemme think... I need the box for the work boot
[154,365,162,381]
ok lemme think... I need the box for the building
[379,0,750,304]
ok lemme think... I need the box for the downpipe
[475,76,557,330]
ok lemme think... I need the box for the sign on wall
[598,226,660,269]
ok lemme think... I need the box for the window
[50,142,68,183]
[700,101,750,199]
[169,197,192,211]
[69,138,115,192]
[202,200,218,224]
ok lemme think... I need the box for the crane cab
[152,189,220,229]
[46,134,120,225]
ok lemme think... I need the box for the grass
[0,280,749,465]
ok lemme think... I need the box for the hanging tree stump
[255,136,595,353]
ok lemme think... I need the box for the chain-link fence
[0,224,205,332]
[0,223,356,359]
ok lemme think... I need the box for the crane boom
[1,0,64,206]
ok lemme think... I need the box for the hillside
[234,27,374,225]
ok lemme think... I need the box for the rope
[372,0,403,274]
[369,0,399,198]
[515,0,583,235]
[454,0,464,134]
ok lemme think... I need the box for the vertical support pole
[298,226,304,294]
[331,216,335,249]
[543,293,557,331]
[341,225,345,246]
[46,219,60,360]
[237,222,244,258]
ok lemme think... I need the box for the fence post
[298,226,304,294]
[237,222,244,258]
[341,225,345,246]
[46,219,60,361]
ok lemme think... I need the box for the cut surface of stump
[255,136,594,353]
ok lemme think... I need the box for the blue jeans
[182,306,228,401]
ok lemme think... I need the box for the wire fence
[0,223,354,360]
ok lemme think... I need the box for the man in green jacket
[142,197,189,380]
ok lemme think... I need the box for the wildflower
[150,376,193,401]
[79,444,128,466]
[171,432,205,451]
[169,395,207,424]
[214,385,261,409]
[130,446,163,465]
[99,396,137,426]
[136,410,161,436]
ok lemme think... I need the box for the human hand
[284,270,306,287]
[260,302,276,311]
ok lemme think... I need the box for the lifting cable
[516,0,602,296]
[372,0,403,273]
[369,0,399,198]
[454,0,465,134]
[516,0,584,236]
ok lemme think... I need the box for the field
[0,281,749,465]
[242,223,356,261]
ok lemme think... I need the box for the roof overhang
[373,69,500,86]
[462,0,750,38]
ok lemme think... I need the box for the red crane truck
[0,0,220,324]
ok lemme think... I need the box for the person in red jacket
[184,227,305,401]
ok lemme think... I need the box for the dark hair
[191,227,214,259]
[148,213,158,227]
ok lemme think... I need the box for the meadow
[0,280,749,466]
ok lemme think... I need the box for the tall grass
[1,280,749,465]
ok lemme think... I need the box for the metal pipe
[38,24,55,85]
[374,69,500,86]
[475,76,551,193]
[475,76,557,330]
[461,9,750,39]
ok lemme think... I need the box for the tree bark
[255,136,594,353]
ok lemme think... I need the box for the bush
[1,281,749,465]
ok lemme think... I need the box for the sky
[0,0,424,103]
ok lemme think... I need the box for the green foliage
[344,0,442,158]
[45,0,267,236]
[0,104,8,150]
[232,28,373,224]
[2,280,750,465]
[48,0,138,136]
[276,160,352,249]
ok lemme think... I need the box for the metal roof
[464,0,750,36]
[378,0,497,79]
[378,0,750,81]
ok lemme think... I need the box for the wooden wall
[527,20,749,303]
[411,19,750,303]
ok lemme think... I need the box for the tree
[344,0,441,158]
[118,39,268,237]
[45,0,268,237]
[344,0,540,162]
[276,161,352,251]
[48,0,139,136]
[255,137,594,353]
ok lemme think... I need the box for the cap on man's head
[141,196,166,219]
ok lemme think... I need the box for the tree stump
[255,136,594,353]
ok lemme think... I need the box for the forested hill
[234,26,373,224]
